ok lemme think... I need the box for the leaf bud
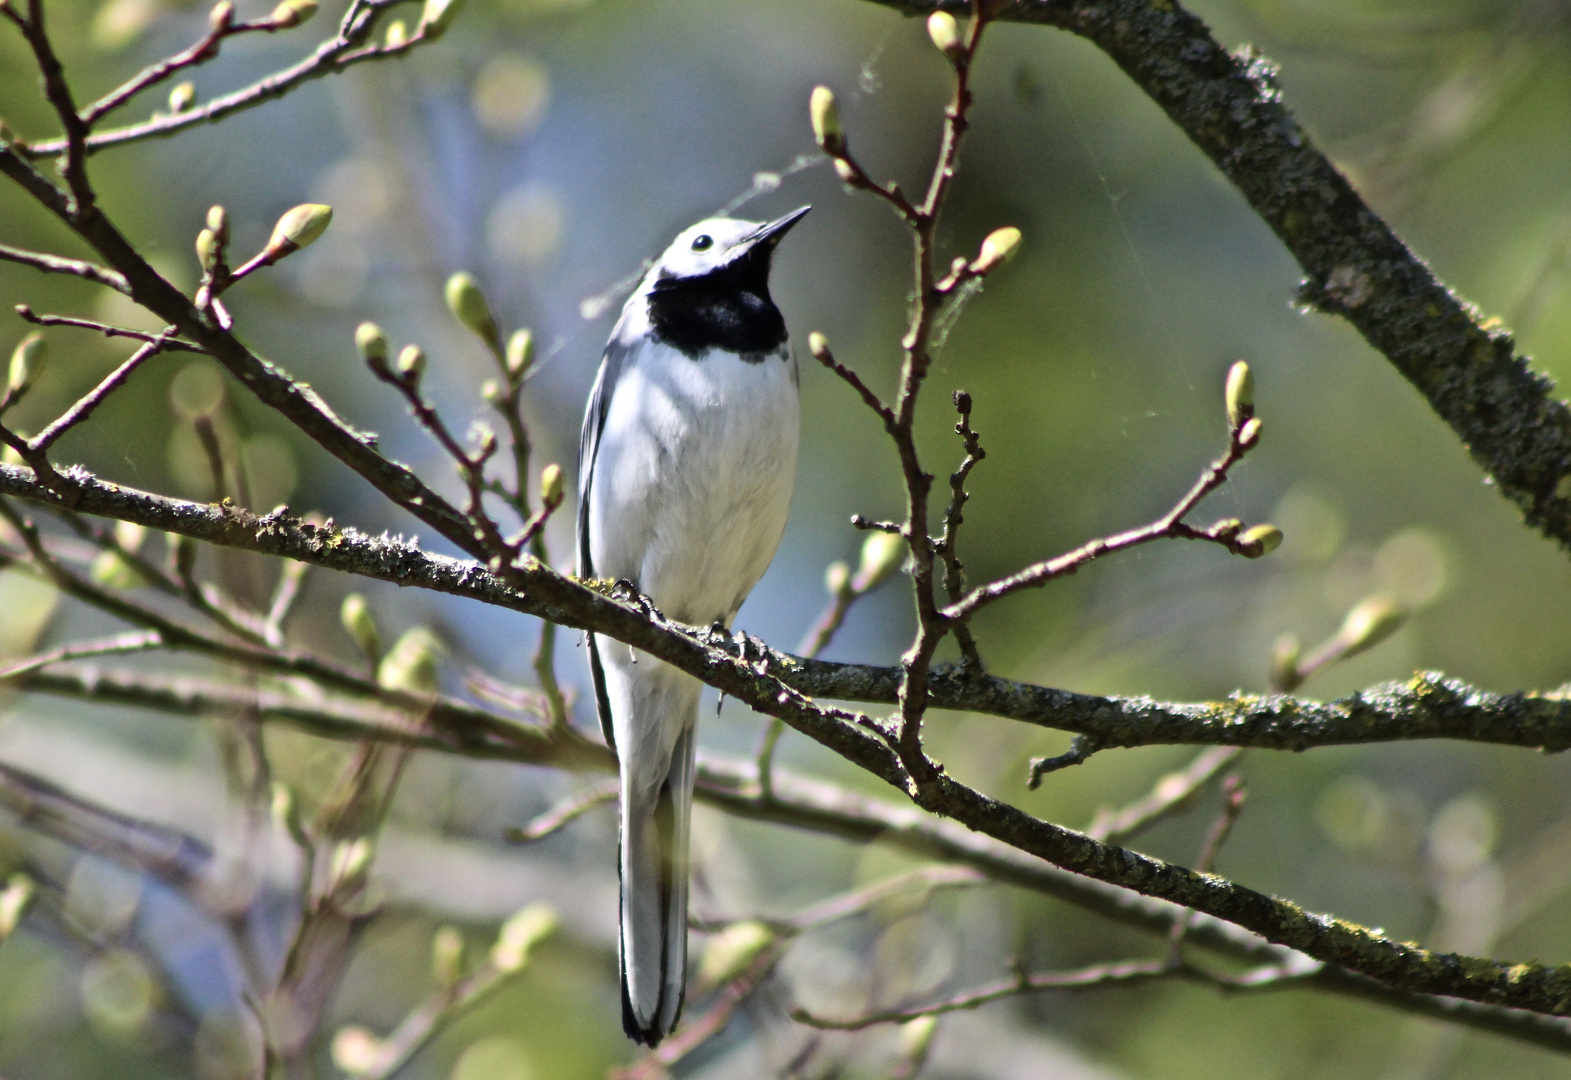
[833,158,858,185]
[89,550,144,590]
[396,344,425,385]
[1236,523,1283,558]
[505,328,534,381]
[810,86,845,157]
[377,626,440,694]
[824,559,851,597]
[340,592,382,661]
[266,203,333,259]
[354,321,390,369]
[927,11,964,61]
[206,204,229,243]
[7,331,47,399]
[326,836,374,893]
[419,0,467,38]
[478,379,502,407]
[697,920,774,988]
[899,1015,939,1064]
[168,81,195,114]
[1269,633,1302,692]
[444,271,499,346]
[270,0,317,27]
[115,520,146,553]
[330,1027,381,1076]
[384,18,407,47]
[1225,360,1254,428]
[431,926,465,987]
[0,874,35,941]
[539,462,564,507]
[853,530,905,592]
[1237,416,1263,450]
[807,330,831,361]
[491,902,558,972]
[1336,594,1406,660]
[195,228,219,271]
[970,226,1022,275]
[208,0,234,32]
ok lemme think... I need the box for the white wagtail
[578,206,809,1045]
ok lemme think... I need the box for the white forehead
[653,217,764,279]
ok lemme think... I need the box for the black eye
[691,234,713,251]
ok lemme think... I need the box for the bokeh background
[4,0,1571,1076]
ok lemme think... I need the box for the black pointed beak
[749,205,811,248]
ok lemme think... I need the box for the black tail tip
[621,980,670,1048]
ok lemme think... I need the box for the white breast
[588,338,799,627]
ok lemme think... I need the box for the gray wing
[578,339,631,750]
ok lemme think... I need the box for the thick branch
[2,463,1570,756]
[869,0,1571,552]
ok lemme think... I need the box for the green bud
[195,228,219,271]
[266,203,332,257]
[927,11,963,61]
[206,204,229,243]
[431,926,465,987]
[114,520,146,553]
[355,322,390,368]
[833,158,858,185]
[1237,523,1283,558]
[89,550,145,590]
[270,0,317,27]
[377,626,441,694]
[0,873,35,940]
[853,530,905,592]
[505,328,534,381]
[419,0,467,38]
[1269,633,1302,692]
[970,227,1022,275]
[208,0,234,32]
[810,86,845,156]
[697,920,774,987]
[1337,595,1406,660]
[807,331,831,361]
[396,344,425,384]
[444,272,499,346]
[539,462,564,506]
[340,593,382,661]
[327,836,374,893]
[481,379,503,406]
[7,331,47,399]
[1237,416,1263,450]
[270,781,310,848]
[899,1015,939,1063]
[168,81,195,114]
[491,902,558,972]
[824,560,850,597]
[384,18,407,47]
[329,1027,382,1076]
[1225,360,1254,428]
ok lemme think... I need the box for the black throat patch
[646,246,787,362]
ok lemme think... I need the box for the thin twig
[0,629,163,680]
[503,783,617,843]
[30,335,174,451]
[0,245,130,292]
[1087,746,1245,844]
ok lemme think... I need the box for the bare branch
[866,0,1571,555]
[0,628,163,680]
[0,244,130,292]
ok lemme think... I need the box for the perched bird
[578,207,809,1045]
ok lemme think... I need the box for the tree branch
[866,0,1571,554]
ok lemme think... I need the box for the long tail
[619,722,697,1046]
